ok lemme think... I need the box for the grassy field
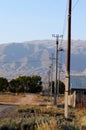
[0,93,86,130]
[0,92,23,103]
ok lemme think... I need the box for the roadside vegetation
[0,104,86,130]
[0,76,86,130]
[0,75,42,93]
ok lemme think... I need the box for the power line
[58,0,67,79]
[60,0,68,46]
[62,0,68,38]
[59,1,67,71]
[60,0,80,44]
[72,0,80,10]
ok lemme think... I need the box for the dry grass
[17,104,59,116]
[0,92,54,106]
[0,93,86,129]
[0,93,23,103]
[80,116,86,126]
[0,92,64,106]
[37,119,59,130]
[33,94,51,105]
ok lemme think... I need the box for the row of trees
[0,75,65,94]
[0,75,42,93]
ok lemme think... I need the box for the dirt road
[16,94,39,105]
[0,94,40,119]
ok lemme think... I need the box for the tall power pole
[50,53,55,101]
[58,48,64,96]
[65,0,72,118]
[52,34,63,105]
[47,68,51,98]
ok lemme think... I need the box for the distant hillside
[0,40,86,79]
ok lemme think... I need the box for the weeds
[0,117,58,130]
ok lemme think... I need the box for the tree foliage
[52,80,65,94]
[58,80,65,94]
[9,79,22,93]
[9,75,42,93]
[0,77,8,92]
[29,75,42,93]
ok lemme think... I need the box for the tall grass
[0,117,58,130]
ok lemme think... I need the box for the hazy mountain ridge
[0,40,86,79]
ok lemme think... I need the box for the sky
[0,0,85,44]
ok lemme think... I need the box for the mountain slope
[0,40,86,79]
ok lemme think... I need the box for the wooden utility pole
[49,65,52,103]
[52,34,63,105]
[55,38,58,105]
[47,69,51,98]
[65,0,72,118]
[50,53,55,101]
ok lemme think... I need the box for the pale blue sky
[0,0,85,44]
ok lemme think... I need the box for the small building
[70,76,86,107]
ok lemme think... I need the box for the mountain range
[0,40,86,80]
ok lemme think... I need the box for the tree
[9,75,43,93]
[16,76,31,92]
[29,75,42,93]
[0,77,8,92]
[58,80,65,94]
[9,79,22,93]
[52,80,65,94]
[9,79,17,93]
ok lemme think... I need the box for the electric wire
[72,0,80,10]
[60,0,68,46]
[59,0,68,49]
[58,0,67,75]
